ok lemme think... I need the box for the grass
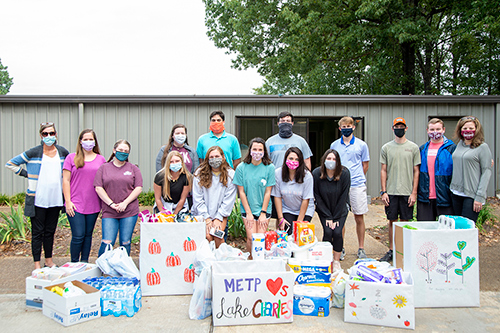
[138,190,155,206]
[228,198,246,238]
[0,204,31,244]
[132,235,140,244]
[477,203,498,231]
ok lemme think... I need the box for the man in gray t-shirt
[265,112,313,170]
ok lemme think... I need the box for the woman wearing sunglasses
[6,122,69,269]
[450,116,492,222]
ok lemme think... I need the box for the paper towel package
[293,285,331,317]
[252,233,266,260]
[307,242,333,262]
[288,259,332,286]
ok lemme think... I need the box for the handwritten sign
[212,260,294,326]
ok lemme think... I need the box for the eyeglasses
[41,131,56,137]
[40,122,54,126]
[461,116,476,121]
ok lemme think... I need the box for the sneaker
[340,247,346,261]
[333,260,342,272]
[380,249,393,262]
[357,248,367,259]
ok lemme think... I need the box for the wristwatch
[380,191,387,196]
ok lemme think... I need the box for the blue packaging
[293,285,331,317]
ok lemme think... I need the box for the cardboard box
[212,259,294,326]
[394,222,479,308]
[140,222,206,296]
[344,272,415,330]
[26,264,101,309]
[42,280,101,326]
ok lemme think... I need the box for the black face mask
[394,128,406,138]
[278,122,293,138]
[340,128,354,137]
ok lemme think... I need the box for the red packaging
[293,221,309,242]
[265,231,277,250]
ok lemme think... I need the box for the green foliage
[0,193,25,206]
[0,58,14,95]
[0,194,9,206]
[58,212,70,228]
[476,203,498,231]
[0,204,30,244]
[228,198,246,238]
[138,190,155,206]
[132,235,141,245]
[204,0,500,95]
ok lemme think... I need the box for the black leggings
[31,206,61,262]
[282,213,312,236]
[452,194,479,222]
[320,215,347,252]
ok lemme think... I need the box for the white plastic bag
[189,265,213,320]
[214,243,250,261]
[108,246,141,279]
[331,270,348,308]
[265,242,292,259]
[96,243,120,276]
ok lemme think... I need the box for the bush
[58,212,70,228]
[0,194,9,206]
[477,203,498,231]
[228,199,246,238]
[0,204,31,244]
[0,193,25,206]
[138,190,155,206]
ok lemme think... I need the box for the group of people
[5,111,492,270]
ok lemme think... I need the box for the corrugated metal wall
[1,97,498,199]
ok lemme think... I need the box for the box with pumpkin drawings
[140,222,205,296]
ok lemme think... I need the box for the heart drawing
[266,277,283,296]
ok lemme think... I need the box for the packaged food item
[265,231,277,250]
[276,230,288,243]
[294,222,315,246]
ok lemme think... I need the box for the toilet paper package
[288,259,332,286]
[307,242,333,262]
[293,285,331,317]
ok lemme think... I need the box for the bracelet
[261,210,267,215]
[278,218,285,227]
[109,202,114,207]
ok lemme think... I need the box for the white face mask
[173,134,186,145]
[325,160,336,170]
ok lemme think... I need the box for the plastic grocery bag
[96,243,121,276]
[189,240,216,320]
[331,270,348,308]
[214,243,250,261]
[108,246,141,279]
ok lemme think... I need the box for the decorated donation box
[344,272,415,330]
[140,222,205,296]
[393,222,479,308]
[212,260,294,326]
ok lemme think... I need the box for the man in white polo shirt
[331,116,370,260]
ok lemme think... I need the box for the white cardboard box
[26,264,101,309]
[42,280,101,326]
[344,272,415,330]
[393,222,479,308]
[212,260,294,326]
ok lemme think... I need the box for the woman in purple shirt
[94,140,143,256]
[63,129,106,262]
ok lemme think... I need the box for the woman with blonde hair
[94,140,143,256]
[153,150,192,214]
[63,129,106,262]
[192,146,237,247]
[450,116,492,222]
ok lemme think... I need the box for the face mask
[428,132,443,141]
[210,122,225,134]
[340,128,353,137]
[115,151,129,161]
[169,162,182,172]
[325,160,336,170]
[81,140,95,151]
[209,157,223,169]
[278,122,293,138]
[173,134,186,145]
[250,151,264,161]
[43,136,56,146]
[394,128,405,138]
[286,159,299,170]
[461,130,475,140]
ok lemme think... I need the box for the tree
[0,58,14,95]
[203,0,500,95]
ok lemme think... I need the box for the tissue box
[293,285,331,317]
[288,259,332,286]
[344,272,415,330]
[26,264,101,309]
[42,280,101,326]
[394,221,479,307]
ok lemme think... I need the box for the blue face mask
[340,128,354,137]
[115,151,129,161]
[169,162,182,172]
[42,136,56,146]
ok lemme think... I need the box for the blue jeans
[68,212,99,262]
[98,215,138,256]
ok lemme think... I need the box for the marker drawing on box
[375,289,382,303]
[369,304,387,320]
[416,241,438,283]
[436,252,455,283]
[453,241,476,283]
[392,295,407,308]
[349,282,359,297]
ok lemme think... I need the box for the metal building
[1,95,499,198]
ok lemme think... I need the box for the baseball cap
[393,117,406,126]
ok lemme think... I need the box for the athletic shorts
[385,195,413,221]
[349,185,369,215]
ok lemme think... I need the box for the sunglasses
[461,116,476,121]
[40,122,54,126]
[41,131,56,137]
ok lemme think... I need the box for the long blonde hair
[162,151,192,199]
[74,129,101,168]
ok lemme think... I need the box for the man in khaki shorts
[330,116,370,259]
